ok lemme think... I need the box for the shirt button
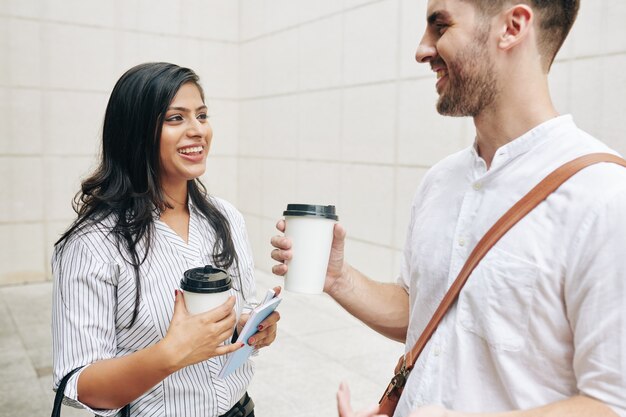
[473,182,482,191]
[458,238,466,247]
[434,347,441,356]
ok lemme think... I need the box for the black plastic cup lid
[283,204,338,220]
[180,265,231,294]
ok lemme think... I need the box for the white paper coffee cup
[283,204,338,294]
[180,265,232,314]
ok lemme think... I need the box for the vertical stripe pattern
[52,196,258,417]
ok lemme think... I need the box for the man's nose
[415,34,437,63]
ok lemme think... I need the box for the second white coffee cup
[283,204,338,294]
[180,265,232,314]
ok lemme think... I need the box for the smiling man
[271,1,626,417]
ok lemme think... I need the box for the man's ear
[498,4,533,50]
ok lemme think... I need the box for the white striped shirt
[52,196,258,417]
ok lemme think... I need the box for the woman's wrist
[153,338,184,375]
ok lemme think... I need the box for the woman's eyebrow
[167,105,208,112]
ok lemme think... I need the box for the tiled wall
[1,0,625,286]
[237,0,626,282]
[0,0,240,285]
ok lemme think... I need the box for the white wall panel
[343,1,398,85]
[0,157,44,223]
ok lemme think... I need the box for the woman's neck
[161,181,189,213]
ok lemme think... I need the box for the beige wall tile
[240,0,267,41]
[343,1,398,85]
[43,156,95,222]
[264,0,301,34]
[208,99,239,156]
[400,0,430,79]
[237,157,263,214]
[570,58,603,138]
[298,1,345,22]
[0,20,7,85]
[606,0,626,54]
[397,79,467,167]
[42,24,117,91]
[0,157,44,223]
[600,54,626,156]
[44,0,116,27]
[261,95,299,159]
[339,164,394,245]
[0,0,43,19]
[7,19,42,87]
[344,238,396,283]
[295,161,342,208]
[43,90,107,156]
[0,223,46,285]
[548,61,572,115]
[0,88,7,147]
[201,156,238,205]
[298,90,342,161]
[0,88,44,155]
[261,159,298,219]
[341,83,396,164]
[239,39,266,98]
[394,167,427,249]
[117,32,182,73]
[200,41,239,99]
[181,0,239,41]
[238,100,266,156]
[298,15,343,91]
[569,0,605,58]
[264,30,299,95]
[114,0,181,35]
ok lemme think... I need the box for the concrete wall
[1,0,625,286]
[237,0,626,282]
[0,0,240,284]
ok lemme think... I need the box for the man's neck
[473,75,558,169]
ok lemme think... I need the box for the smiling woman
[50,63,279,417]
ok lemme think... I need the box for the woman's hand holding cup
[161,292,242,372]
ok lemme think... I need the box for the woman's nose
[186,122,204,140]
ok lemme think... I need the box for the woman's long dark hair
[56,62,238,326]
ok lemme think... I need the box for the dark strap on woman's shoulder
[51,368,130,417]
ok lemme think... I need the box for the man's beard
[436,29,498,117]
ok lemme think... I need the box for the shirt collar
[472,114,574,169]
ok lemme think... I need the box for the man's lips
[434,67,448,91]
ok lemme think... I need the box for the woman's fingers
[214,341,244,356]
[248,311,280,347]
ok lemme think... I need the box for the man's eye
[436,23,448,34]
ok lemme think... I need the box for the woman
[52,62,279,417]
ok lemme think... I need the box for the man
[271,1,626,416]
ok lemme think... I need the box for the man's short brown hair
[466,0,580,70]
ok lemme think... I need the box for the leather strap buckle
[380,359,410,401]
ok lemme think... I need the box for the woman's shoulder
[53,215,118,261]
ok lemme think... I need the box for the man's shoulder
[424,147,474,180]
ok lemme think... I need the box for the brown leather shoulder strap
[404,152,626,368]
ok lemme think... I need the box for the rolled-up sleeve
[51,236,122,416]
